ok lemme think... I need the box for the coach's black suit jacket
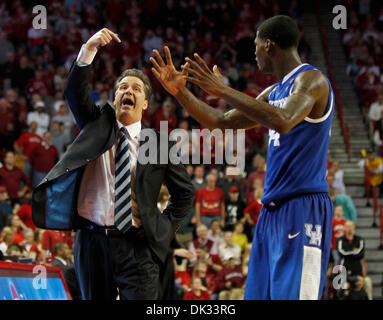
[32,63,194,263]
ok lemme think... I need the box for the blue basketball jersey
[262,63,334,205]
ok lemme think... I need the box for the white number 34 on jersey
[268,129,280,147]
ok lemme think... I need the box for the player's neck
[273,50,302,81]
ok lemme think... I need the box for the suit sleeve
[64,61,100,130]
[162,156,195,234]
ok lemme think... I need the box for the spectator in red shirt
[189,243,223,278]
[17,199,35,230]
[189,224,218,260]
[192,260,218,299]
[246,156,266,201]
[6,214,26,245]
[0,151,30,204]
[25,69,51,97]
[195,173,226,227]
[0,97,17,151]
[243,188,263,238]
[153,98,178,133]
[175,259,191,293]
[332,205,346,265]
[183,277,211,300]
[14,121,43,178]
[216,252,245,300]
[30,131,59,187]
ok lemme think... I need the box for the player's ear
[265,39,272,53]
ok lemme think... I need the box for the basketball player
[150,15,334,300]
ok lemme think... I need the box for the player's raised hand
[183,53,227,98]
[150,46,189,96]
[84,28,121,51]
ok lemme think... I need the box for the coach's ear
[142,99,148,111]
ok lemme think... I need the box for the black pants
[74,226,160,300]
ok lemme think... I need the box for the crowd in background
[0,0,380,300]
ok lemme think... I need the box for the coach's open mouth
[121,96,134,109]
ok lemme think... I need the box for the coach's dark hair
[258,15,300,49]
[114,69,152,100]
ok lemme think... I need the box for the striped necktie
[114,127,133,233]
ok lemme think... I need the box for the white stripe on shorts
[299,246,322,300]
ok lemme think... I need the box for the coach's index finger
[106,29,121,43]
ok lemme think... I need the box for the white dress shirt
[75,45,141,227]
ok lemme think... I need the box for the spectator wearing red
[183,277,211,300]
[17,200,35,230]
[6,214,25,245]
[0,150,30,204]
[195,173,226,227]
[30,131,59,187]
[0,97,17,151]
[175,266,191,292]
[193,260,217,299]
[199,31,220,55]
[216,252,245,300]
[189,224,217,260]
[14,121,43,178]
[246,155,266,201]
[332,205,346,265]
[153,98,178,133]
[243,188,263,238]
[190,244,223,278]
[25,69,51,97]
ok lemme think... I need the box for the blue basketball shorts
[244,192,333,300]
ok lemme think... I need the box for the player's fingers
[184,75,203,87]
[153,49,166,67]
[185,57,205,76]
[194,53,211,74]
[182,64,200,77]
[150,57,161,72]
[151,68,161,80]
[164,46,173,66]
[213,65,223,78]
[181,62,190,76]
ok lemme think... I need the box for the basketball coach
[32,28,194,300]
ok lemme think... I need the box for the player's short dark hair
[114,69,152,100]
[258,15,300,49]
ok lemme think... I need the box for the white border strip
[304,90,334,123]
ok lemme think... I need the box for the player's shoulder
[295,67,328,88]
[292,68,330,98]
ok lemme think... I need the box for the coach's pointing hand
[84,28,121,51]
